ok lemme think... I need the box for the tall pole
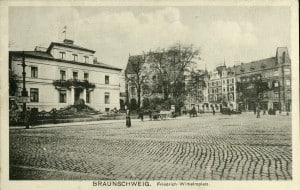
[21,51,28,129]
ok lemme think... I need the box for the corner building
[231,47,291,112]
[9,39,122,112]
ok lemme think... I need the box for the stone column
[82,88,87,103]
[70,87,74,105]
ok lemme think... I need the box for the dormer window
[84,56,89,63]
[261,64,265,69]
[60,52,66,60]
[73,54,78,62]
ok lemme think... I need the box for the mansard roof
[231,57,277,75]
[9,51,121,71]
[47,40,96,54]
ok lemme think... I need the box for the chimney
[93,57,98,64]
[34,46,47,52]
[63,39,74,45]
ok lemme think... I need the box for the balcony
[53,79,96,90]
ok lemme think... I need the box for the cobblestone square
[9,113,292,180]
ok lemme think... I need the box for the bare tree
[186,69,206,102]
[125,54,149,109]
[148,44,201,100]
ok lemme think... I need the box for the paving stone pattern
[10,114,292,180]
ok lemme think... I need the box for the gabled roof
[47,41,95,54]
[125,55,145,74]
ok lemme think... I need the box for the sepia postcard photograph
[0,0,299,190]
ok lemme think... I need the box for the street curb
[9,116,193,129]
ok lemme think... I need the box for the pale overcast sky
[9,6,290,71]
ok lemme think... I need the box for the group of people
[254,106,270,118]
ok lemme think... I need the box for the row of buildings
[9,39,292,113]
[126,47,292,112]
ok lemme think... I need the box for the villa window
[60,52,66,60]
[84,73,89,81]
[59,90,67,103]
[84,56,89,63]
[73,54,78,62]
[30,88,39,102]
[60,70,66,80]
[73,72,78,80]
[105,75,109,84]
[105,92,110,104]
[31,66,38,78]
[286,79,291,86]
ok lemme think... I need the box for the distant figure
[126,109,131,127]
[139,109,144,121]
[212,107,215,115]
[256,106,261,118]
[52,108,57,124]
[254,107,256,115]
[24,107,31,129]
[149,110,152,120]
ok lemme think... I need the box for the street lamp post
[21,51,29,129]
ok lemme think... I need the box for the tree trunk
[137,88,141,108]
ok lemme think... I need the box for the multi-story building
[232,47,291,112]
[207,64,237,112]
[9,39,122,112]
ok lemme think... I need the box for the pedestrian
[24,107,31,129]
[126,109,131,128]
[52,108,57,124]
[140,109,144,121]
[263,109,266,115]
[256,106,261,118]
[149,110,152,121]
[212,107,215,115]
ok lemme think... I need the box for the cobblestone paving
[10,114,292,180]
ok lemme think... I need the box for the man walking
[24,107,31,129]
[140,109,144,121]
[126,109,131,128]
[256,106,261,118]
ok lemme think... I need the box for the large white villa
[9,39,122,112]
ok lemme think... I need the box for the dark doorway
[273,102,280,111]
[74,88,81,103]
[248,101,256,111]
